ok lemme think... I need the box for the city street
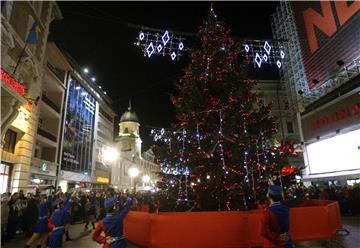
[2,216,359,248]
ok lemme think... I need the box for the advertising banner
[61,77,96,173]
[291,1,360,88]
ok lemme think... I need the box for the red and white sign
[292,1,360,89]
[0,68,26,96]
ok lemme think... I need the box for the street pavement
[2,216,359,248]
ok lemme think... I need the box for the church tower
[117,101,142,160]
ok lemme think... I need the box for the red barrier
[124,211,151,247]
[124,200,342,248]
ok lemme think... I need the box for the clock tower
[113,102,142,190]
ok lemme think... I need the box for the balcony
[47,62,65,83]
[42,94,60,113]
[37,127,57,142]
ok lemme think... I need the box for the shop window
[286,121,294,134]
[3,129,17,153]
[0,163,11,194]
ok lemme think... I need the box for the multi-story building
[112,105,159,191]
[255,79,303,167]
[30,42,71,188]
[1,1,62,193]
[58,54,116,192]
[271,1,360,184]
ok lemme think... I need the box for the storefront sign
[97,177,109,183]
[291,1,360,88]
[0,68,26,96]
[311,103,360,130]
[302,91,360,141]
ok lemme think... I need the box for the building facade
[271,1,360,183]
[112,105,159,191]
[1,1,62,193]
[58,55,116,192]
[30,42,71,188]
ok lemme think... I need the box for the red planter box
[124,200,341,248]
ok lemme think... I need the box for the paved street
[2,216,359,248]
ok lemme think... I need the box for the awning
[302,169,360,182]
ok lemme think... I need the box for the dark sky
[50,1,278,149]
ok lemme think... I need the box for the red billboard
[291,1,360,89]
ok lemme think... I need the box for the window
[124,128,129,133]
[3,129,17,153]
[286,121,294,134]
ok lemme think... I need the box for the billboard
[306,129,360,175]
[291,1,360,89]
[62,77,96,173]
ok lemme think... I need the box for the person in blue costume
[24,194,50,248]
[47,190,76,248]
[261,181,293,248]
[84,192,97,230]
[63,193,72,241]
[92,195,134,248]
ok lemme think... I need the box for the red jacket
[261,210,286,248]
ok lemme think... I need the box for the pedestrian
[84,192,97,230]
[24,194,49,248]
[261,182,293,248]
[92,195,133,248]
[47,190,76,248]
[63,193,73,241]
[7,192,20,240]
[1,193,10,243]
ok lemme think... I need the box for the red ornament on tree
[281,165,295,176]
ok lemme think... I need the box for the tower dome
[120,101,139,123]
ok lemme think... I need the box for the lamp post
[128,167,139,192]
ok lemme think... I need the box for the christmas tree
[152,7,298,211]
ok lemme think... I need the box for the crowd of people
[1,182,359,247]
[1,187,138,248]
[285,182,360,215]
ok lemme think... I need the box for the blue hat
[104,197,116,209]
[52,198,63,207]
[268,185,282,196]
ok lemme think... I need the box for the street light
[102,146,119,163]
[129,167,139,192]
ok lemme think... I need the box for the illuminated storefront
[302,86,360,183]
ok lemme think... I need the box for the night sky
[50,1,278,149]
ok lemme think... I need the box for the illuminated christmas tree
[152,7,298,211]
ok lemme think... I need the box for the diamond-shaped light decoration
[139,32,145,41]
[276,60,282,68]
[162,30,170,46]
[171,52,176,61]
[179,42,184,51]
[255,53,262,68]
[157,44,163,52]
[146,42,155,58]
[263,54,268,62]
[264,41,271,55]
[244,44,250,52]
[280,50,285,59]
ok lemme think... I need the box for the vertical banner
[291,1,360,89]
[61,78,96,173]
